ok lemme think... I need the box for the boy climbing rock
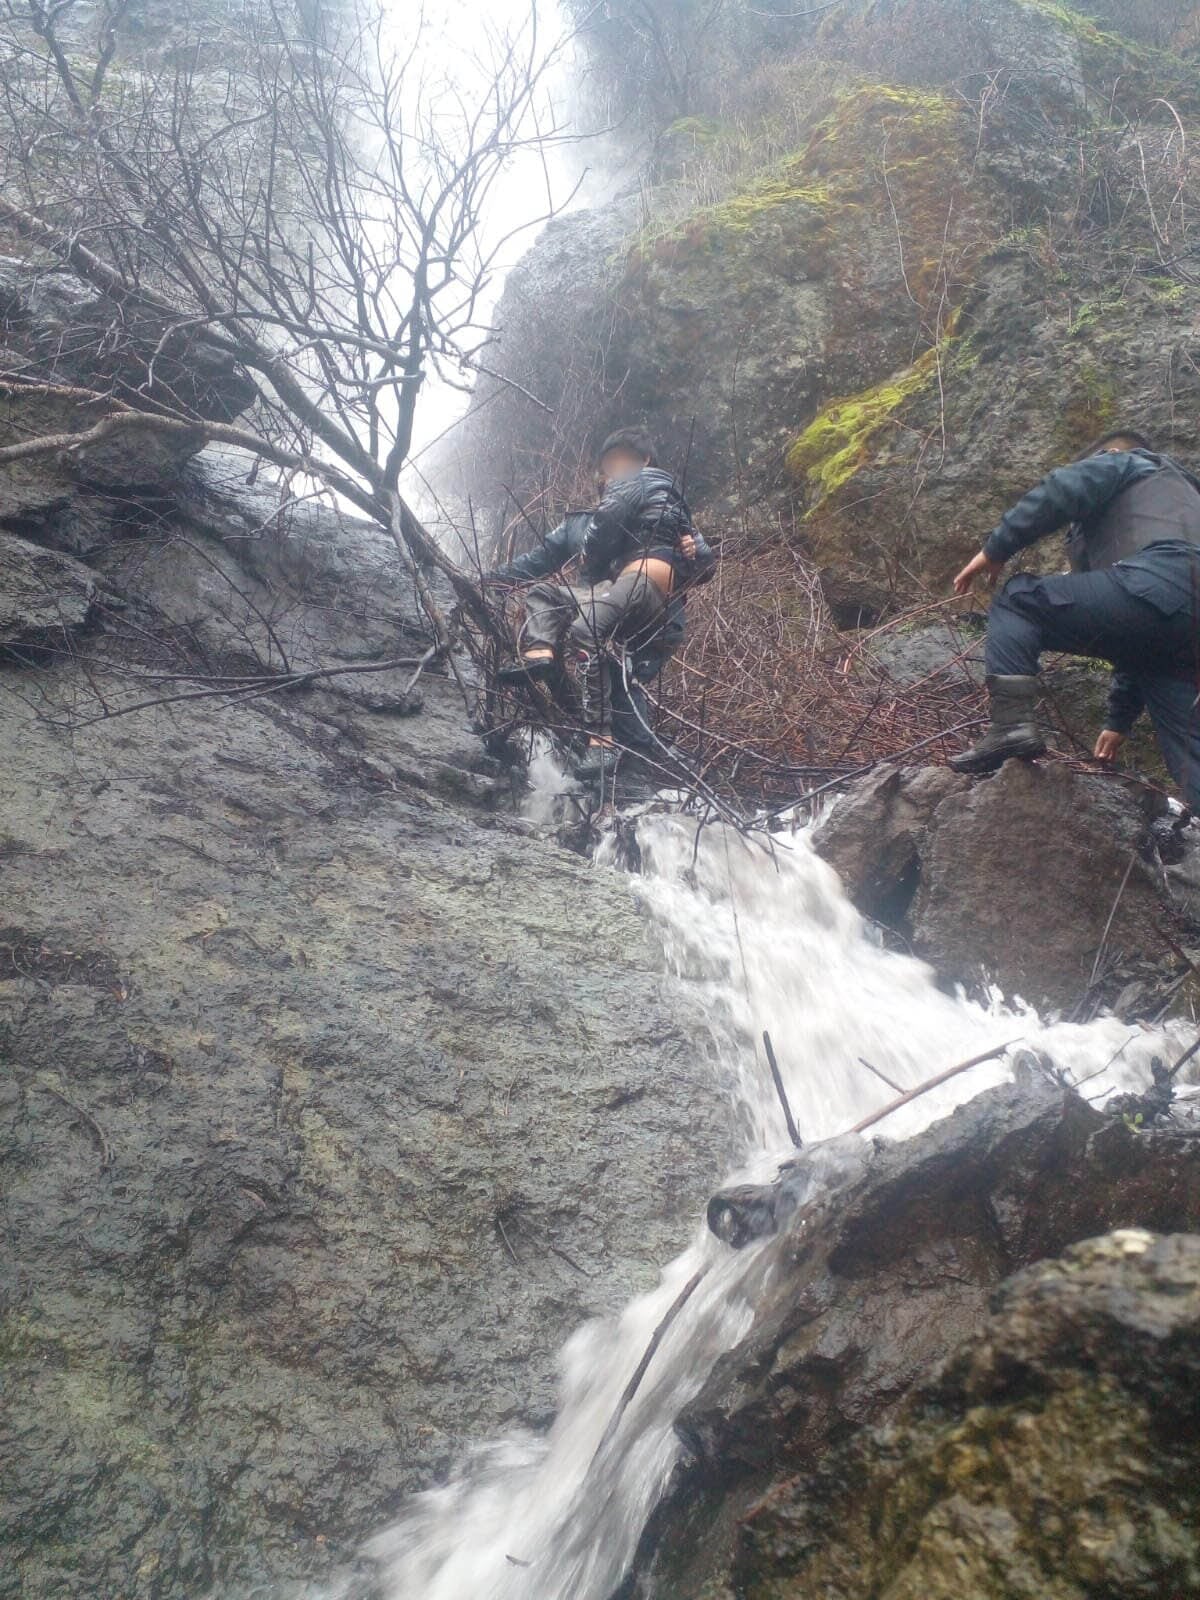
[490,427,715,777]
[949,429,1200,808]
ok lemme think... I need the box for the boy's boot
[949,674,1046,774]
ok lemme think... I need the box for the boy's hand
[677,532,698,560]
[1094,729,1126,763]
[953,551,1004,595]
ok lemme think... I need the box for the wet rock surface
[811,763,968,925]
[0,529,96,650]
[814,759,1200,1013]
[616,1076,1200,1599]
[912,761,1192,1010]
[733,1228,1200,1599]
[0,426,731,1595]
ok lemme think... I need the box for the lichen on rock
[785,343,943,502]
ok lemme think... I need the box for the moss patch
[634,81,963,260]
[786,346,942,502]
[1056,360,1119,452]
[1017,0,1200,111]
[686,166,831,238]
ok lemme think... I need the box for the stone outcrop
[1,257,257,564]
[814,758,1200,1013]
[0,529,96,651]
[0,270,732,1598]
[811,763,968,923]
[454,1,1200,623]
[616,1074,1200,1599]
[733,1227,1200,1600]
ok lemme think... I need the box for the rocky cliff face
[466,1,1200,600]
[454,0,1200,792]
[0,269,732,1597]
[6,3,1200,1596]
[617,1075,1200,1599]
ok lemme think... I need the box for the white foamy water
[348,809,1181,1600]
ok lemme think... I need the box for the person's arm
[580,475,646,581]
[677,525,716,584]
[982,452,1154,565]
[489,520,573,584]
[1095,670,1144,766]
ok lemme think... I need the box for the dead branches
[848,1039,1022,1135]
[0,0,569,658]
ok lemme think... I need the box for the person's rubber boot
[496,653,555,686]
[949,675,1046,775]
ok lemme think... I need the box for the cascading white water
[351,807,1182,1600]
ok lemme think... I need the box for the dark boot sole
[496,658,556,686]
[949,740,1047,776]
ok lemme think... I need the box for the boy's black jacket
[492,469,716,588]
[581,468,715,583]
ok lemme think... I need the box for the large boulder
[0,462,732,1598]
[0,257,255,516]
[0,258,254,428]
[733,1229,1200,1600]
[618,1076,1200,1599]
[911,760,1187,1010]
[811,762,968,923]
[814,759,1197,1013]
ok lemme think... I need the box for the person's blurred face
[598,447,650,491]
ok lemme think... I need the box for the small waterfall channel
[345,794,1182,1600]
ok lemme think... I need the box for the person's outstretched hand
[953,551,1005,595]
[677,532,698,560]
[1094,729,1126,763]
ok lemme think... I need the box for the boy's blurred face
[597,447,649,492]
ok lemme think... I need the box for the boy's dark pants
[523,572,667,735]
[985,557,1200,807]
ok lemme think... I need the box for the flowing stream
[350,804,1180,1600]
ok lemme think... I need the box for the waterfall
[350,809,1178,1600]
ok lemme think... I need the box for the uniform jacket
[982,449,1200,735]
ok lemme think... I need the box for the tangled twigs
[647,528,990,806]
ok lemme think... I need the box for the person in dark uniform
[949,429,1200,808]
[489,428,715,776]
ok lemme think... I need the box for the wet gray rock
[0,529,96,651]
[0,256,254,428]
[0,255,258,579]
[617,1076,1200,1599]
[912,760,1186,1010]
[0,450,731,1598]
[814,759,1197,1013]
[731,1229,1200,1600]
[864,620,986,688]
[812,763,968,924]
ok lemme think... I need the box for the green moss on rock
[737,1233,1200,1600]
[786,346,941,502]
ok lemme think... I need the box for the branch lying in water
[849,1039,1024,1135]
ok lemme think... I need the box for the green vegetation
[1147,275,1189,304]
[1058,360,1119,451]
[816,82,957,131]
[1017,0,1111,45]
[786,346,942,502]
[1066,295,1122,336]
[1017,0,1200,111]
[662,115,721,146]
[634,160,831,253]
[634,80,963,257]
[686,167,832,236]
